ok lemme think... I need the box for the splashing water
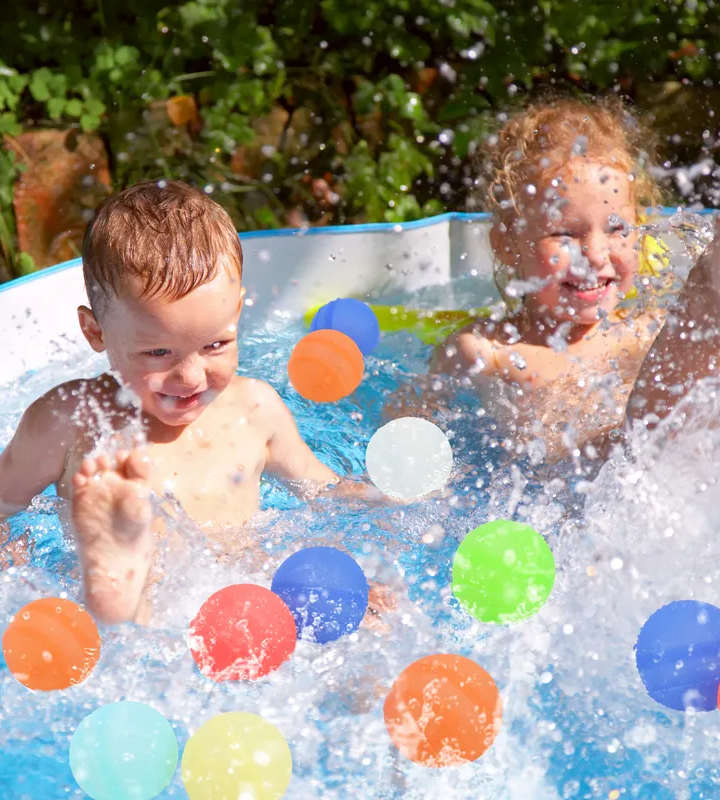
[2,213,720,797]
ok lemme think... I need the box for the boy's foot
[71,450,154,625]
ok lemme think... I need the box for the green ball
[452,520,555,624]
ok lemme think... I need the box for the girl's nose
[583,230,610,269]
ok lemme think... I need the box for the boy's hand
[362,581,397,633]
[0,522,33,570]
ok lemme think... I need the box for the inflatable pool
[0,212,498,388]
[1,209,718,800]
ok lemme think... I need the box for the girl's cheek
[535,242,569,278]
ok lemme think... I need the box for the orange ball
[2,598,101,691]
[288,329,364,403]
[383,653,502,767]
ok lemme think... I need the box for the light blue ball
[271,546,369,644]
[69,701,178,800]
[310,298,380,355]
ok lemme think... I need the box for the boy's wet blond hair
[480,96,661,303]
[83,180,243,318]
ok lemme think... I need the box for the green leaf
[85,97,106,116]
[0,112,21,136]
[47,97,66,120]
[114,46,139,67]
[65,98,83,118]
[29,69,51,102]
[16,252,36,276]
[80,113,101,132]
[254,207,282,227]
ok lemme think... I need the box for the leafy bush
[1,0,719,276]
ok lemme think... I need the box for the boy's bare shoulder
[223,375,287,415]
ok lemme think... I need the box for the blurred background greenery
[1,0,719,280]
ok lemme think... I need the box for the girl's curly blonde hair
[478,95,662,305]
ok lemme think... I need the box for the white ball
[365,417,453,500]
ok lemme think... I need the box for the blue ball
[635,600,720,712]
[271,546,369,644]
[310,298,380,355]
[69,701,178,800]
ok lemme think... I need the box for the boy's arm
[0,389,73,519]
[255,382,385,501]
[255,382,339,487]
[626,219,720,427]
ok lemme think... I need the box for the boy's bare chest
[146,424,266,516]
[61,415,268,527]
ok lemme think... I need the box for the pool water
[1,306,720,799]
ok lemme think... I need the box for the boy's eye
[143,348,171,358]
[206,340,232,351]
[549,231,573,239]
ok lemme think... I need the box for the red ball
[189,585,296,681]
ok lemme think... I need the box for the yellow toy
[304,233,670,347]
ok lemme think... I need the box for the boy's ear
[489,223,518,268]
[77,305,106,353]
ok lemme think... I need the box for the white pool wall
[0,214,495,387]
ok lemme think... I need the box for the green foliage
[0,0,718,276]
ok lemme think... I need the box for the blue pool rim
[0,206,713,296]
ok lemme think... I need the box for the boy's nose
[175,356,205,388]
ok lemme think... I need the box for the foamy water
[2,215,720,798]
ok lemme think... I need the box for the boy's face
[83,267,245,427]
[514,161,639,326]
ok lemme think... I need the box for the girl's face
[512,160,639,327]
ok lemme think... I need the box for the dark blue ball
[310,298,380,355]
[271,546,369,644]
[635,600,720,711]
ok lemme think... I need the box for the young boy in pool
[0,181,388,625]
[430,97,665,459]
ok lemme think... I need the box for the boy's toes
[78,457,97,479]
[123,450,151,482]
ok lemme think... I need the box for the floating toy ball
[310,298,381,355]
[288,329,364,403]
[452,520,555,625]
[384,653,502,767]
[182,711,292,800]
[189,584,296,681]
[365,417,453,501]
[635,600,720,712]
[70,701,178,800]
[271,546,369,644]
[2,597,101,691]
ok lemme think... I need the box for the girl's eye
[206,340,232,351]
[549,231,573,239]
[143,349,170,358]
